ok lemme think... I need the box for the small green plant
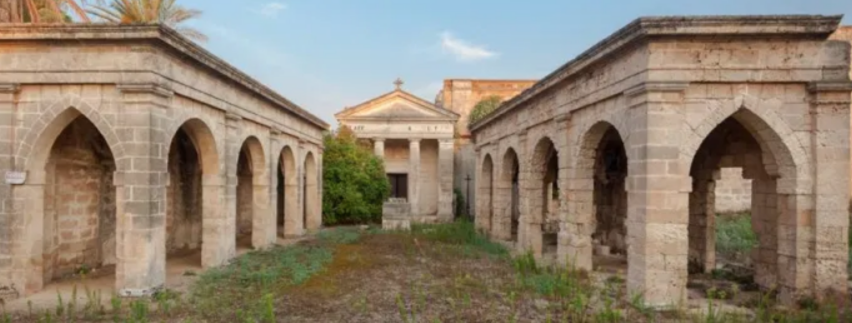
[110,293,123,323]
[128,299,149,323]
[55,292,64,317]
[261,293,276,323]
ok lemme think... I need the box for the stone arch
[23,102,123,182]
[236,136,269,249]
[680,99,807,194]
[683,105,804,301]
[277,145,300,237]
[165,118,223,269]
[17,109,119,294]
[164,114,223,180]
[494,147,521,242]
[477,153,494,235]
[303,151,320,232]
[526,136,560,258]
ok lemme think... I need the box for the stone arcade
[0,25,326,298]
[336,80,459,224]
[471,15,852,306]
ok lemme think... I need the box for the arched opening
[529,138,559,260]
[277,146,298,238]
[687,110,795,296]
[478,154,494,235]
[42,116,116,288]
[236,137,266,251]
[495,148,520,242]
[303,152,319,232]
[165,118,220,275]
[591,127,628,271]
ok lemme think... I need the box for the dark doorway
[388,173,409,199]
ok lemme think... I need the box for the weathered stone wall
[714,168,752,214]
[829,27,852,198]
[0,25,326,299]
[472,16,851,307]
[439,80,537,216]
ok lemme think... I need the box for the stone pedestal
[382,198,411,230]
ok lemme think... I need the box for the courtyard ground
[3,220,851,322]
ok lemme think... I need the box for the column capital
[808,81,852,105]
[623,81,690,98]
[270,128,282,137]
[373,137,386,142]
[409,138,422,144]
[116,83,174,98]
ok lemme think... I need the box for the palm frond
[85,0,206,42]
[60,0,91,22]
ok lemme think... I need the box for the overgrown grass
[186,227,361,321]
[716,212,758,258]
[410,219,509,258]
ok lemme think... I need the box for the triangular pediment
[336,90,459,121]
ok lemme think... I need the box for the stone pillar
[438,138,454,222]
[624,82,690,308]
[807,81,852,300]
[114,83,172,296]
[0,84,18,291]
[408,139,421,216]
[374,138,385,158]
[223,112,242,259]
[553,114,587,269]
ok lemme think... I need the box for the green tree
[468,95,503,128]
[0,0,89,23]
[322,126,390,225]
[87,0,206,42]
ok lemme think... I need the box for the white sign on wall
[5,171,26,185]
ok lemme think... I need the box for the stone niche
[382,198,412,230]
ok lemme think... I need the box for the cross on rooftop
[394,78,404,90]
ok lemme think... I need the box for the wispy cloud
[255,2,287,18]
[440,31,497,62]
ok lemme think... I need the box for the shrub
[715,212,757,259]
[322,126,390,225]
[467,95,503,128]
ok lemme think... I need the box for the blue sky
[180,0,852,126]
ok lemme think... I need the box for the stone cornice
[0,24,329,130]
[807,81,852,93]
[116,83,174,98]
[468,15,842,132]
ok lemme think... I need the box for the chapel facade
[335,80,459,223]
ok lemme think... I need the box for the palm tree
[87,0,206,42]
[0,0,90,23]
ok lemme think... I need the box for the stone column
[223,112,242,258]
[437,138,454,222]
[807,81,852,300]
[624,82,690,308]
[114,83,172,296]
[374,138,385,158]
[408,139,421,216]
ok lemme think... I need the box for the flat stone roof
[0,23,329,129]
[469,15,844,132]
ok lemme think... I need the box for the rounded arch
[164,115,222,176]
[478,153,495,234]
[495,147,522,242]
[170,118,220,177]
[236,135,268,250]
[527,136,558,223]
[680,101,806,193]
[500,147,520,183]
[277,145,299,237]
[574,121,628,180]
[238,136,267,183]
[24,103,122,181]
